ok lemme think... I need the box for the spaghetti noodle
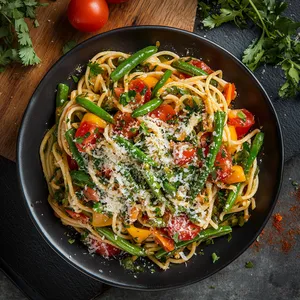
[40,46,263,270]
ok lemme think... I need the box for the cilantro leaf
[0,0,47,70]
[87,62,104,76]
[63,40,77,55]
[199,0,300,98]
[245,261,254,268]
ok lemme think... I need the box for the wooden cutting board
[0,0,197,161]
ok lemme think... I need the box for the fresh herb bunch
[0,0,48,72]
[199,0,300,98]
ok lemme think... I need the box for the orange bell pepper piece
[224,165,246,184]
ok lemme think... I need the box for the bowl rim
[17,25,284,290]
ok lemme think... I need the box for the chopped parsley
[211,252,220,263]
[68,238,75,244]
[173,232,179,243]
[119,90,137,106]
[93,202,103,213]
[87,62,104,76]
[63,40,77,54]
[237,111,246,122]
[245,261,254,268]
[71,75,79,83]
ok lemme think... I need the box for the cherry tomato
[67,155,78,170]
[128,79,151,109]
[113,111,140,139]
[152,229,175,252]
[114,87,124,98]
[228,109,255,139]
[83,187,100,202]
[214,145,232,181]
[190,59,214,74]
[150,104,176,122]
[89,237,121,257]
[75,122,103,152]
[173,142,197,166]
[65,209,90,224]
[167,214,201,241]
[68,0,109,33]
[199,132,211,158]
[106,0,129,2]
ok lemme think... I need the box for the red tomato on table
[173,142,197,166]
[228,109,255,139]
[150,104,176,122]
[106,0,129,2]
[68,0,109,32]
[113,111,140,139]
[167,214,201,241]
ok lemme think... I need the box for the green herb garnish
[212,252,220,263]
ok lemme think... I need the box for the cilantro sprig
[0,0,48,71]
[199,0,300,98]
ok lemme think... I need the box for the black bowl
[17,26,283,290]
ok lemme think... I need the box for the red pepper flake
[272,213,283,232]
[281,240,292,253]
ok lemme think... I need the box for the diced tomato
[102,168,112,179]
[214,145,232,181]
[83,187,100,202]
[113,111,140,139]
[152,229,175,252]
[75,122,103,152]
[67,155,78,170]
[173,142,197,166]
[190,59,214,74]
[178,72,191,79]
[166,214,201,241]
[65,209,90,224]
[114,87,124,98]
[228,109,255,139]
[128,79,151,108]
[150,104,176,122]
[199,132,212,158]
[89,237,121,258]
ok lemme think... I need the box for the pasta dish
[40,45,264,270]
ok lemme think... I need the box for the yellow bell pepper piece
[228,125,237,141]
[224,165,246,184]
[143,76,158,88]
[127,225,151,244]
[228,125,237,154]
[81,113,106,128]
[92,212,112,227]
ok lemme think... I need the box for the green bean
[142,164,163,201]
[96,227,146,256]
[132,98,163,118]
[151,69,172,97]
[121,168,140,193]
[110,46,158,82]
[65,128,85,171]
[224,132,264,212]
[76,96,114,124]
[56,83,69,122]
[162,181,177,197]
[192,111,226,197]
[114,136,158,167]
[172,60,208,76]
[155,226,232,259]
[70,171,94,188]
